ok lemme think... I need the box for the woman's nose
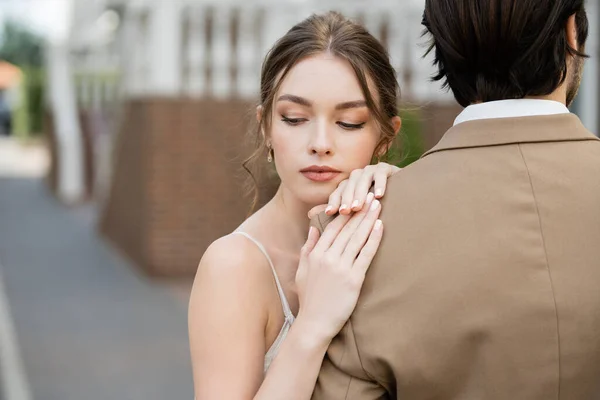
[308,122,334,156]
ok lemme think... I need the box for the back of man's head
[422,0,589,107]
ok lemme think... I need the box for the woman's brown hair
[243,11,400,213]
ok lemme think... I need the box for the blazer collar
[423,114,599,158]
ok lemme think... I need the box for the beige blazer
[311,114,600,399]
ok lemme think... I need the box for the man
[312,0,600,398]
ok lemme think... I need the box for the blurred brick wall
[99,100,148,269]
[420,103,463,149]
[99,98,278,276]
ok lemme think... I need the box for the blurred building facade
[45,0,600,275]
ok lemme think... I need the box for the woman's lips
[301,171,341,182]
[300,165,342,182]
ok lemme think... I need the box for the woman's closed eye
[281,115,366,130]
[281,115,308,126]
[337,121,366,130]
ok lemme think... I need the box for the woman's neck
[267,185,313,251]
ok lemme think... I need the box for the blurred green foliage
[12,67,45,137]
[385,107,425,168]
[0,19,45,137]
[0,19,44,67]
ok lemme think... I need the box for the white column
[386,12,409,97]
[236,6,260,99]
[46,42,86,204]
[78,74,90,109]
[260,5,293,62]
[210,6,233,99]
[147,1,183,96]
[120,7,148,97]
[183,6,208,97]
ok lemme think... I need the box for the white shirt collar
[454,99,570,126]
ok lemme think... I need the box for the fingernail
[374,219,383,230]
[308,226,314,236]
[351,200,360,209]
[370,199,380,211]
[375,188,384,198]
[366,192,375,204]
[340,204,348,212]
[325,205,333,214]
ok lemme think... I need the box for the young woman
[189,11,401,399]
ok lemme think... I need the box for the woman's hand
[295,193,383,345]
[326,162,401,216]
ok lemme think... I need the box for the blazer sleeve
[311,320,387,400]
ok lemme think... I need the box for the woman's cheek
[344,136,379,167]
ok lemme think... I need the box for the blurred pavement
[0,138,194,400]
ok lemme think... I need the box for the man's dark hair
[422,0,589,107]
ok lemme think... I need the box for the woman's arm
[189,235,272,399]
[254,317,332,399]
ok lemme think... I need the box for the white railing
[117,0,454,102]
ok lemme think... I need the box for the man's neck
[470,89,567,107]
[524,92,567,106]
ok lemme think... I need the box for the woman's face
[267,53,389,206]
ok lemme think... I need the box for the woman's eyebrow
[276,95,367,110]
[277,94,312,107]
[335,100,367,110]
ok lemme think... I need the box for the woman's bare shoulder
[192,233,273,297]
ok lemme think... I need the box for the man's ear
[566,14,579,52]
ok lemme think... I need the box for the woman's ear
[391,116,402,137]
[257,105,266,140]
[256,105,263,124]
[376,117,403,158]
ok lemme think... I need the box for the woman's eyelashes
[280,115,366,130]
[337,121,366,130]
[281,115,307,126]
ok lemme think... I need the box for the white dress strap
[231,231,294,320]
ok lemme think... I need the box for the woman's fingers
[352,167,377,211]
[339,169,361,215]
[312,212,352,254]
[327,193,375,255]
[326,163,401,216]
[340,198,382,264]
[301,226,320,257]
[326,180,347,215]
[297,226,321,285]
[374,164,400,198]
[352,219,384,276]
